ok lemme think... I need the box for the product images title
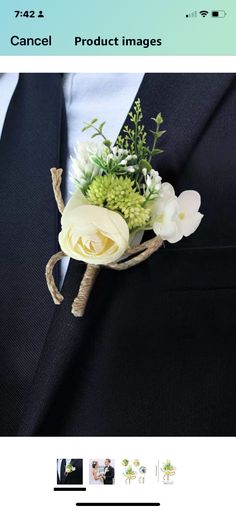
[75,35,162,49]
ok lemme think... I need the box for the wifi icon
[199,10,209,17]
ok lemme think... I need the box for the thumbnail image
[155,459,177,485]
[121,459,147,485]
[57,458,83,485]
[89,458,115,485]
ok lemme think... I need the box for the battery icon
[211,10,226,17]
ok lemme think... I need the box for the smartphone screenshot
[0,1,235,509]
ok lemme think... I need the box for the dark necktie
[60,459,67,483]
[0,73,67,435]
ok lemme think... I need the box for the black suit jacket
[1,73,236,436]
[57,459,83,485]
[104,465,114,484]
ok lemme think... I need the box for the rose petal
[61,189,89,224]
[59,204,129,264]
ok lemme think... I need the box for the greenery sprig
[117,99,148,160]
[82,99,166,174]
[74,100,167,231]
[82,118,112,149]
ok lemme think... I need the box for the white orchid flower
[152,186,203,244]
[170,190,203,243]
[151,182,179,242]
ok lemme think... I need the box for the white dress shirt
[0,73,19,134]
[0,73,144,282]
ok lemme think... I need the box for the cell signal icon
[199,10,209,17]
[186,11,197,17]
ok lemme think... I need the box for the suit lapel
[121,73,235,179]
[0,73,67,434]
[18,73,234,435]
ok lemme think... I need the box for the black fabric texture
[0,73,67,434]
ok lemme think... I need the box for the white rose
[59,190,129,264]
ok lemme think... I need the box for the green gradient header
[0,0,235,55]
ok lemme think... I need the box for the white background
[0,436,235,510]
[0,55,236,72]
[0,56,235,510]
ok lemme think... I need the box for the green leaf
[139,159,152,172]
[157,130,166,138]
[91,156,102,166]
[82,125,90,132]
[99,121,106,131]
[150,148,164,156]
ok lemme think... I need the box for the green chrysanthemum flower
[87,175,150,230]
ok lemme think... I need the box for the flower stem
[71,264,100,317]
[148,125,159,163]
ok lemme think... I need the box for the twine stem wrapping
[107,236,163,271]
[71,265,100,317]
[45,250,66,304]
[50,167,65,214]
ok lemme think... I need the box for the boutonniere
[122,458,147,484]
[161,460,176,484]
[46,99,203,317]
[65,463,76,474]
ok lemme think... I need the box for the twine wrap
[71,265,100,317]
[107,236,163,271]
[45,250,66,304]
[45,168,163,317]
[50,167,64,214]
